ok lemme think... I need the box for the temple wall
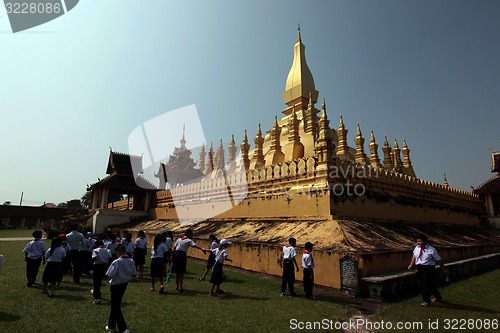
[358,245,500,277]
[150,156,482,225]
[127,231,499,290]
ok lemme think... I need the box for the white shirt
[214,248,228,264]
[163,237,173,250]
[174,237,196,252]
[283,244,296,260]
[107,241,119,254]
[66,231,84,251]
[413,244,441,266]
[92,247,112,265]
[80,238,90,251]
[210,240,218,251]
[23,239,47,259]
[45,246,66,262]
[106,255,137,285]
[151,243,168,259]
[135,237,148,249]
[123,241,136,254]
[302,250,314,269]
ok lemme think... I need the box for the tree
[58,195,91,231]
[3,201,11,206]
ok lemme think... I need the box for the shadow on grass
[50,294,87,302]
[0,311,21,322]
[218,291,271,301]
[433,300,500,314]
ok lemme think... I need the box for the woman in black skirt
[150,234,168,293]
[171,229,206,293]
[42,237,66,297]
[199,234,218,281]
[209,239,233,296]
[133,230,147,279]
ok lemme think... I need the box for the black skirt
[206,252,216,269]
[150,257,164,278]
[163,249,173,264]
[42,261,63,283]
[210,262,224,285]
[133,248,146,266]
[170,251,187,274]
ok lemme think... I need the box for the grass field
[0,238,354,333]
[1,235,499,333]
[0,229,37,238]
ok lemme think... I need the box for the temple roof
[474,174,500,195]
[106,150,143,175]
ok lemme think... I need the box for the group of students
[280,237,315,299]
[23,227,234,333]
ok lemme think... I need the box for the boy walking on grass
[408,234,446,307]
[105,244,136,333]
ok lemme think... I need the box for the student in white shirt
[105,244,136,333]
[301,242,315,300]
[133,230,147,279]
[408,234,446,307]
[199,234,218,281]
[209,239,233,296]
[171,229,206,293]
[23,230,47,287]
[42,237,66,297]
[150,234,168,293]
[280,237,299,296]
[91,240,112,305]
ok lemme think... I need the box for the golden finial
[403,138,409,149]
[394,139,399,149]
[297,21,301,42]
[443,173,449,187]
[244,129,248,140]
[370,130,376,143]
[339,114,344,127]
[356,123,362,137]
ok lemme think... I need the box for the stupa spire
[393,139,403,172]
[240,130,250,171]
[251,123,265,169]
[282,25,319,115]
[180,124,186,150]
[369,130,381,168]
[354,124,368,165]
[336,114,349,158]
[443,173,449,188]
[216,139,225,169]
[315,99,335,164]
[266,116,285,165]
[382,136,393,170]
[199,143,206,174]
[206,142,214,174]
[284,107,304,161]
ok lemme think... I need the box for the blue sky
[0,0,499,205]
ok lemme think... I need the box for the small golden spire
[356,123,362,137]
[297,21,301,43]
[443,173,449,187]
[370,130,376,144]
[339,114,344,127]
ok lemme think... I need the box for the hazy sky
[1,0,499,206]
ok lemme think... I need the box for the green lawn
[2,237,499,333]
[373,270,500,333]
[0,240,353,333]
[0,229,37,238]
